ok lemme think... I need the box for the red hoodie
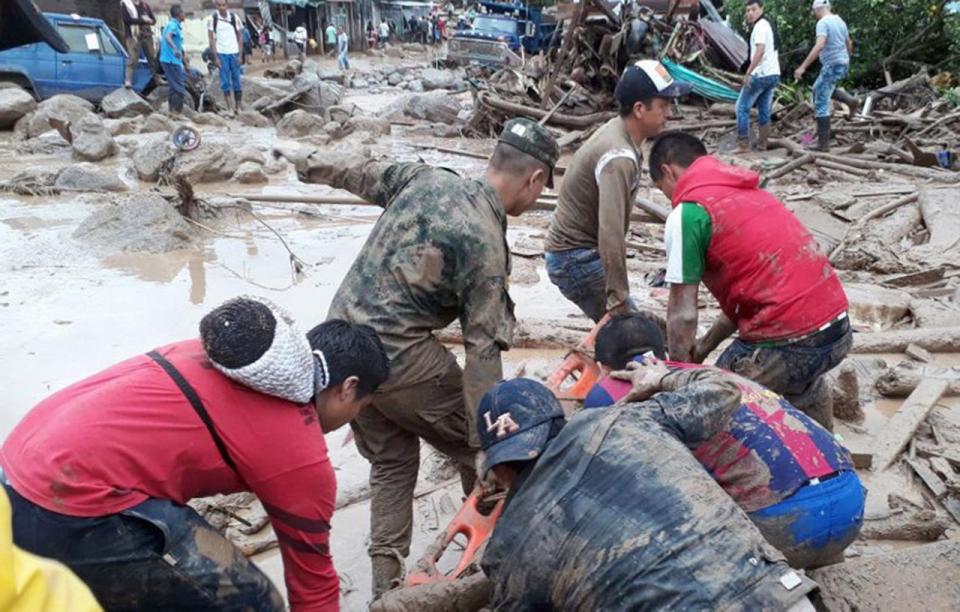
[671,156,847,342]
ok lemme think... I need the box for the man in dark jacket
[121,0,158,87]
[478,372,818,610]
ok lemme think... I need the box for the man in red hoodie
[648,132,850,430]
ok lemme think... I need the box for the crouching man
[652,132,851,430]
[478,373,818,609]
[585,313,865,569]
[1,297,389,611]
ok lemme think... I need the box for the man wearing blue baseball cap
[477,369,819,610]
[545,60,691,322]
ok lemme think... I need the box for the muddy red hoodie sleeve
[250,459,339,611]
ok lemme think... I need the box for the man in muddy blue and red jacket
[478,372,820,610]
[584,313,865,569]
[651,131,851,431]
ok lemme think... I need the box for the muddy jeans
[715,317,852,431]
[813,63,849,118]
[2,481,283,611]
[545,248,638,322]
[350,355,478,597]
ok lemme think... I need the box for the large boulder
[100,88,153,118]
[104,116,143,136]
[22,94,95,138]
[237,110,272,128]
[55,163,128,192]
[0,87,37,129]
[845,283,912,330]
[133,136,177,181]
[140,113,176,134]
[387,72,404,86]
[400,92,461,124]
[172,141,241,183]
[343,116,391,138]
[192,112,230,129]
[73,192,196,254]
[276,109,325,138]
[233,161,268,184]
[316,68,346,84]
[290,73,343,115]
[70,114,117,162]
[420,68,457,91]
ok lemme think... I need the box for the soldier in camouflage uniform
[278,118,559,597]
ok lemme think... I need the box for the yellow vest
[0,488,102,612]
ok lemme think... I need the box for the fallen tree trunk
[860,509,951,541]
[478,92,616,129]
[369,573,491,612]
[765,153,815,181]
[850,327,960,354]
[875,362,960,397]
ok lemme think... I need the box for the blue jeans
[337,49,350,70]
[3,480,283,611]
[545,248,638,322]
[161,61,186,112]
[736,74,780,139]
[716,318,851,430]
[750,470,865,569]
[813,63,848,118]
[217,52,242,93]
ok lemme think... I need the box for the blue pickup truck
[0,12,152,102]
[448,2,557,67]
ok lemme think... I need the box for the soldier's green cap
[498,117,559,188]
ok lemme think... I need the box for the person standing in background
[794,0,853,151]
[207,0,245,115]
[120,0,158,88]
[158,5,187,115]
[736,0,780,151]
[337,26,350,71]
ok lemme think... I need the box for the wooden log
[764,153,815,181]
[906,458,948,498]
[369,573,491,612]
[856,191,920,224]
[635,197,669,223]
[815,158,874,177]
[871,379,949,471]
[859,509,951,541]
[478,92,616,129]
[539,1,585,110]
[905,343,933,363]
[851,327,960,354]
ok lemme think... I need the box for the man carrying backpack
[737,0,780,151]
[208,0,244,115]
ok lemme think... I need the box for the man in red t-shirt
[648,131,850,430]
[1,297,390,611]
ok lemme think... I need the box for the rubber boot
[222,95,235,117]
[371,555,403,600]
[234,90,243,113]
[817,116,831,151]
[757,124,771,151]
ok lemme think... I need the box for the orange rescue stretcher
[405,317,609,587]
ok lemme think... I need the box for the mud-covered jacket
[482,368,817,610]
[300,154,514,444]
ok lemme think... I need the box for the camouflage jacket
[299,154,514,441]
[481,368,817,610]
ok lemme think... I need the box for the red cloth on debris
[1,339,339,611]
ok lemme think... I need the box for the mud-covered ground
[2,50,960,611]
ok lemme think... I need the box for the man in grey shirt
[794,0,852,151]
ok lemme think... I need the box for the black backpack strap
[147,350,238,472]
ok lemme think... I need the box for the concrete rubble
[1,28,959,611]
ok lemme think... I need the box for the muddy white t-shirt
[750,18,780,77]
[208,11,241,55]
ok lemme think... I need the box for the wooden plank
[906,458,948,498]
[905,343,933,363]
[872,379,950,471]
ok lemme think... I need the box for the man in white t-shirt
[379,19,390,48]
[207,0,244,115]
[736,0,780,151]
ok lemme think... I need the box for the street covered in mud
[2,0,960,610]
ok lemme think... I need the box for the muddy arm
[650,368,743,447]
[288,151,427,209]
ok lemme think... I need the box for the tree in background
[724,0,959,88]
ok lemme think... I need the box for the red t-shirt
[1,339,339,611]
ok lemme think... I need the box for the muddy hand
[609,358,670,404]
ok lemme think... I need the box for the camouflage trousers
[351,355,478,598]
[3,482,283,611]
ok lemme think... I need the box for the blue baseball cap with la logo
[477,378,566,475]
